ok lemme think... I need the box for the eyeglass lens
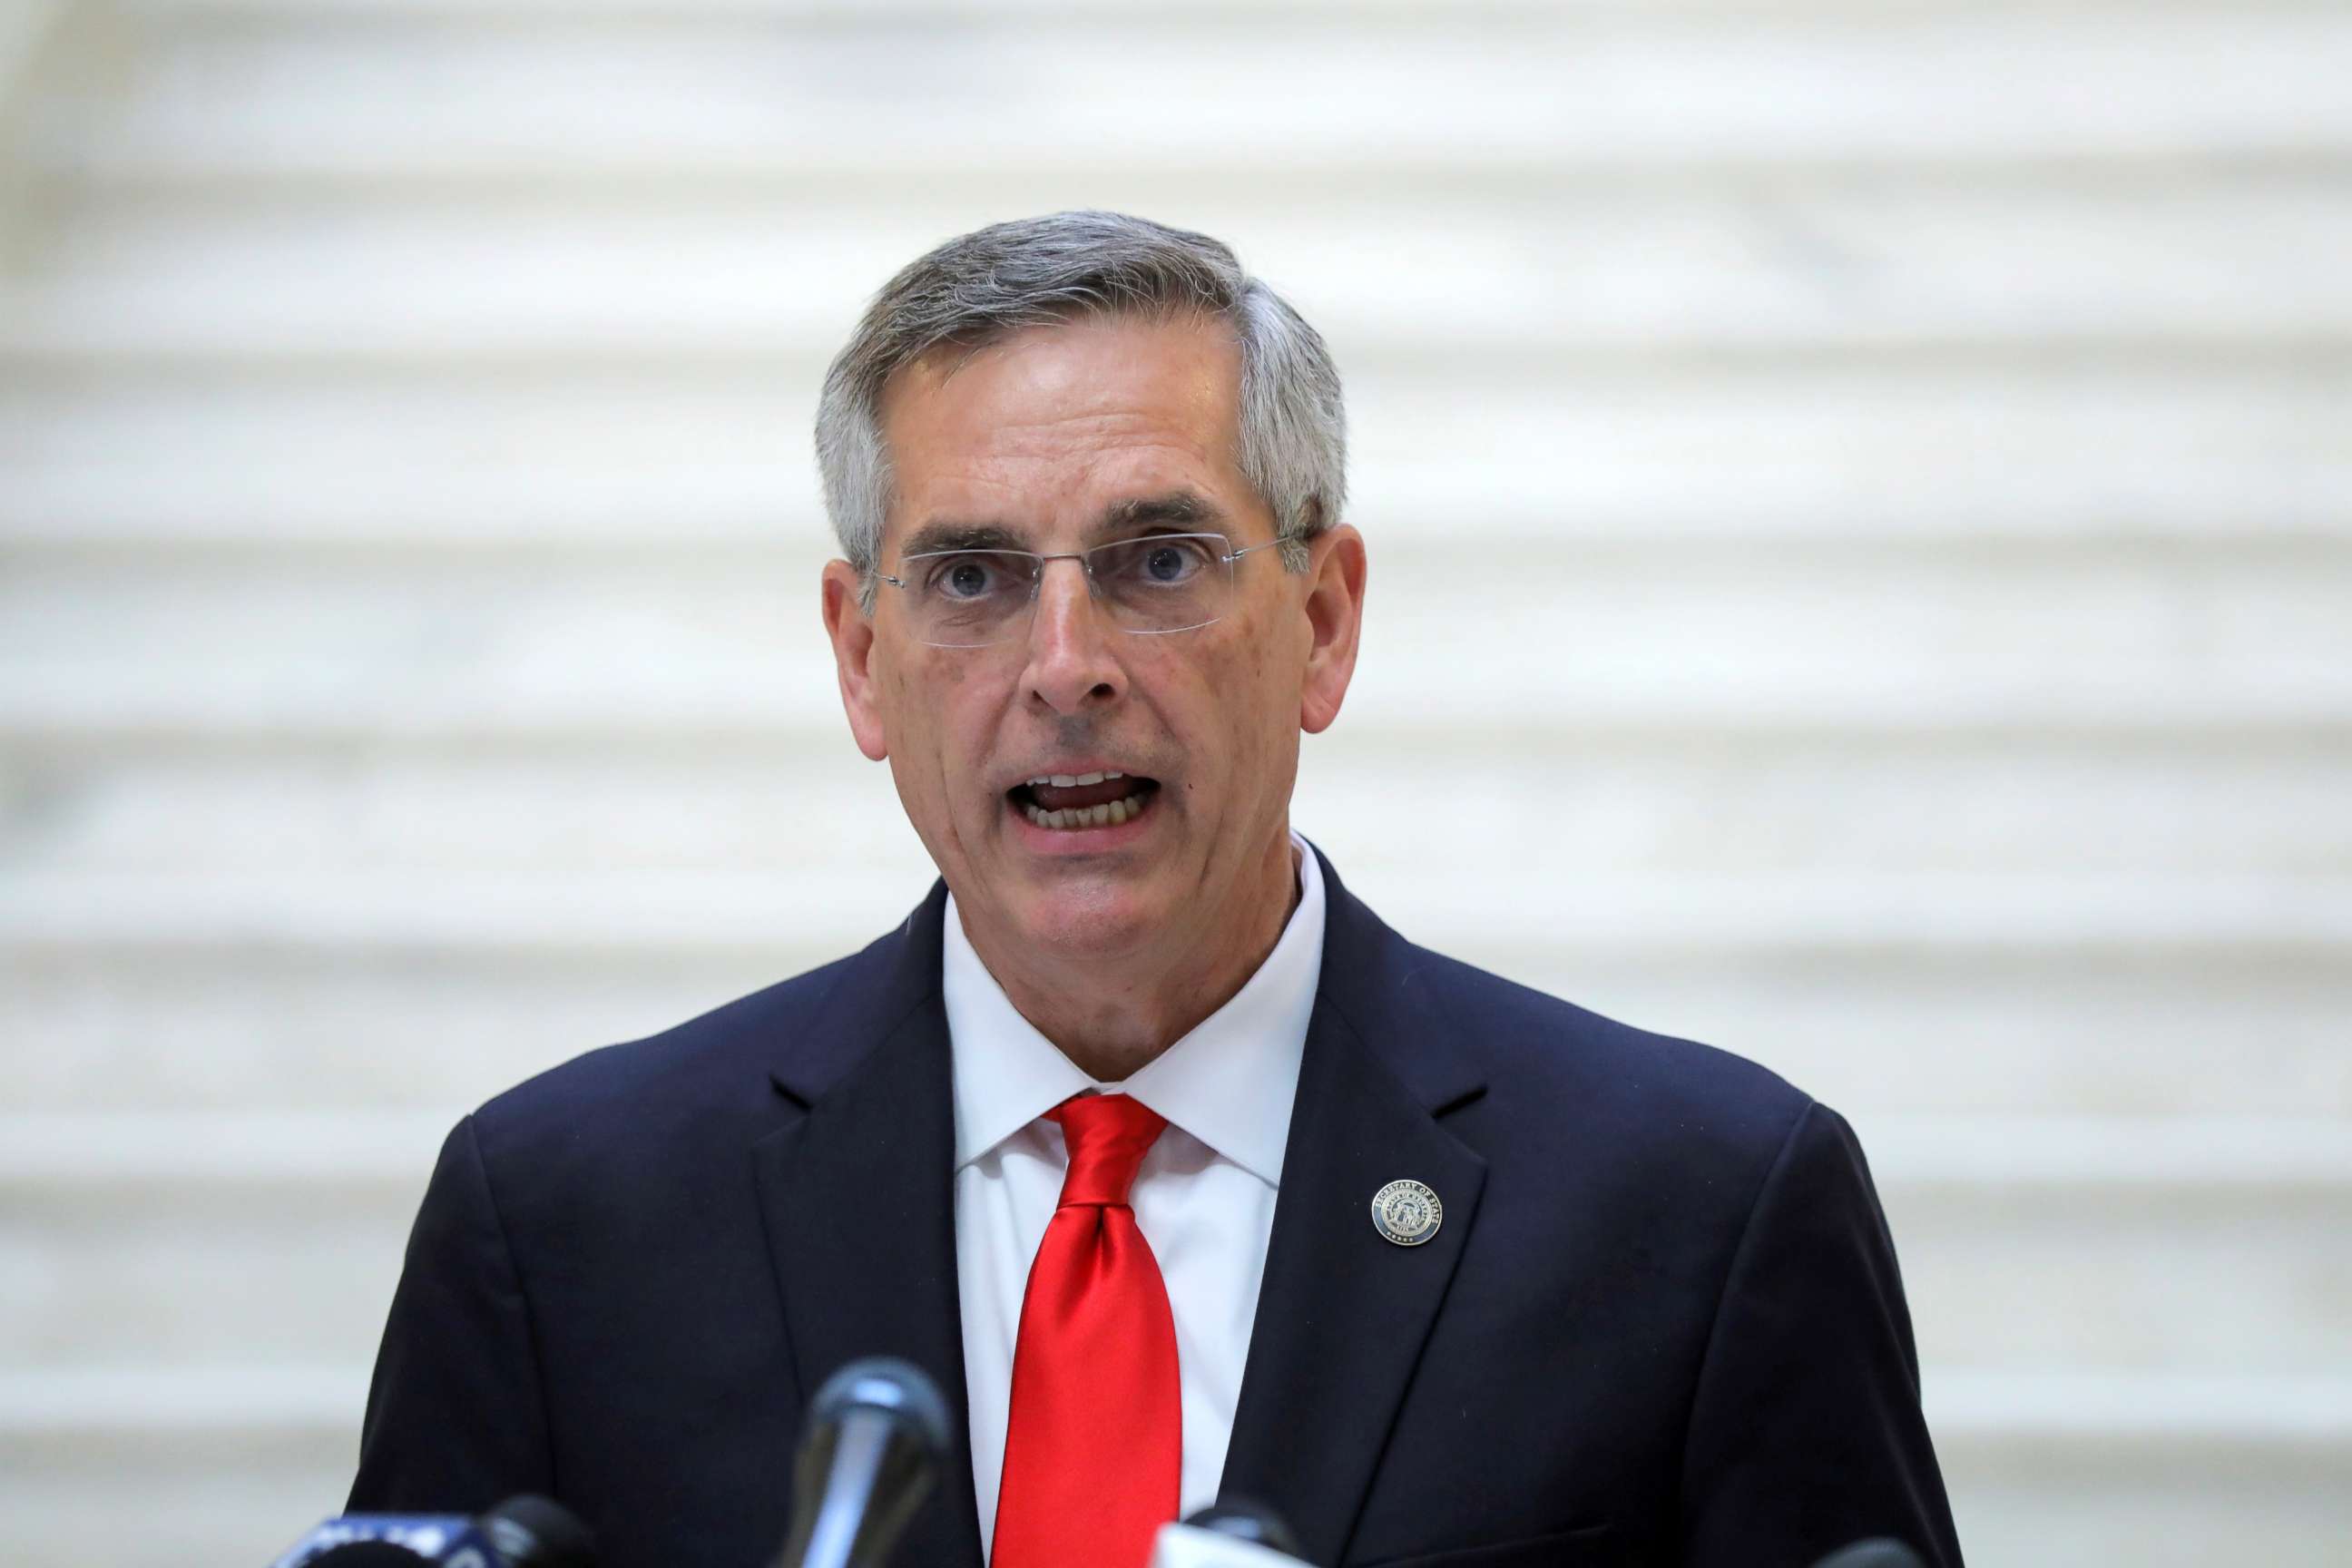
[898,534,1235,647]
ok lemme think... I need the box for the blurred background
[1,0,2347,1563]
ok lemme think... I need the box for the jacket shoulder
[1386,941,1817,1170]
[504,954,855,1107]
[460,948,879,1194]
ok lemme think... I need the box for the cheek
[1188,638,1295,797]
[888,657,998,808]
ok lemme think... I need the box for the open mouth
[1008,770,1161,831]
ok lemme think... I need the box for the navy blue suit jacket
[349,850,1962,1568]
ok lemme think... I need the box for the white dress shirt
[945,834,1325,1562]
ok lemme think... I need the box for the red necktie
[991,1093,1181,1568]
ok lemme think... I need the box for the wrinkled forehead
[873,313,1255,556]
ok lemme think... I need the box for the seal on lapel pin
[1370,1179,1443,1247]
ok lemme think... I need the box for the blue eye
[1111,535,1213,587]
[1144,544,1196,582]
[926,554,1006,600]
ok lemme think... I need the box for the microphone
[772,1357,954,1568]
[273,1495,593,1568]
[1810,1541,1927,1568]
[1148,1501,1309,1567]
[475,1496,595,1568]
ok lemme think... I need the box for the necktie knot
[1046,1093,1166,1209]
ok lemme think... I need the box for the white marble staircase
[1,2,2348,1564]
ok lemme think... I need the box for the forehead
[875,314,1251,549]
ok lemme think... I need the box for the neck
[965,835,1303,1082]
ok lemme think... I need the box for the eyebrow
[897,521,1029,557]
[1099,491,1224,536]
[897,492,1227,559]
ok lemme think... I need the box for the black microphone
[1810,1540,1927,1568]
[274,1495,594,1568]
[772,1357,954,1568]
[1147,1500,1309,1567]
[475,1495,596,1568]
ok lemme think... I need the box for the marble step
[6,853,2350,956]
[5,540,2347,740]
[6,740,2347,1045]
[8,935,2352,1120]
[14,739,2347,884]
[29,10,2352,182]
[1934,1369,2352,1568]
[11,176,2352,362]
[5,365,2348,549]
[0,1361,2344,1568]
[1,1111,2346,1373]
[106,0,2259,18]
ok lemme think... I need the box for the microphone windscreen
[274,1516,485,1568]
[478,1495,596,1568]
[1149,1523,1308,1568]
[1180,1501,1304,1558]
[1811,1540,1927,1568]
[810,1357,952,1457]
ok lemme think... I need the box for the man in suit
[349,211,1962,1568]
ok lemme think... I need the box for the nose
[1021,556,1126,715]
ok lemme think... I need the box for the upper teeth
[1028,770,1122,788]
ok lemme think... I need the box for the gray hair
[815,211,1347,606]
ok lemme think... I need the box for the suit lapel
[1220,853,1490,1567]
[750,885,986,1568]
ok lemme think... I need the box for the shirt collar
[944,832,1325,1189]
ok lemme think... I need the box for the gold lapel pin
[1370,1179,1442,1247]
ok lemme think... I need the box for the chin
[1010,877,1168,961]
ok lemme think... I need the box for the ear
[821,560,891,762]
[1298,524,1367,735]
